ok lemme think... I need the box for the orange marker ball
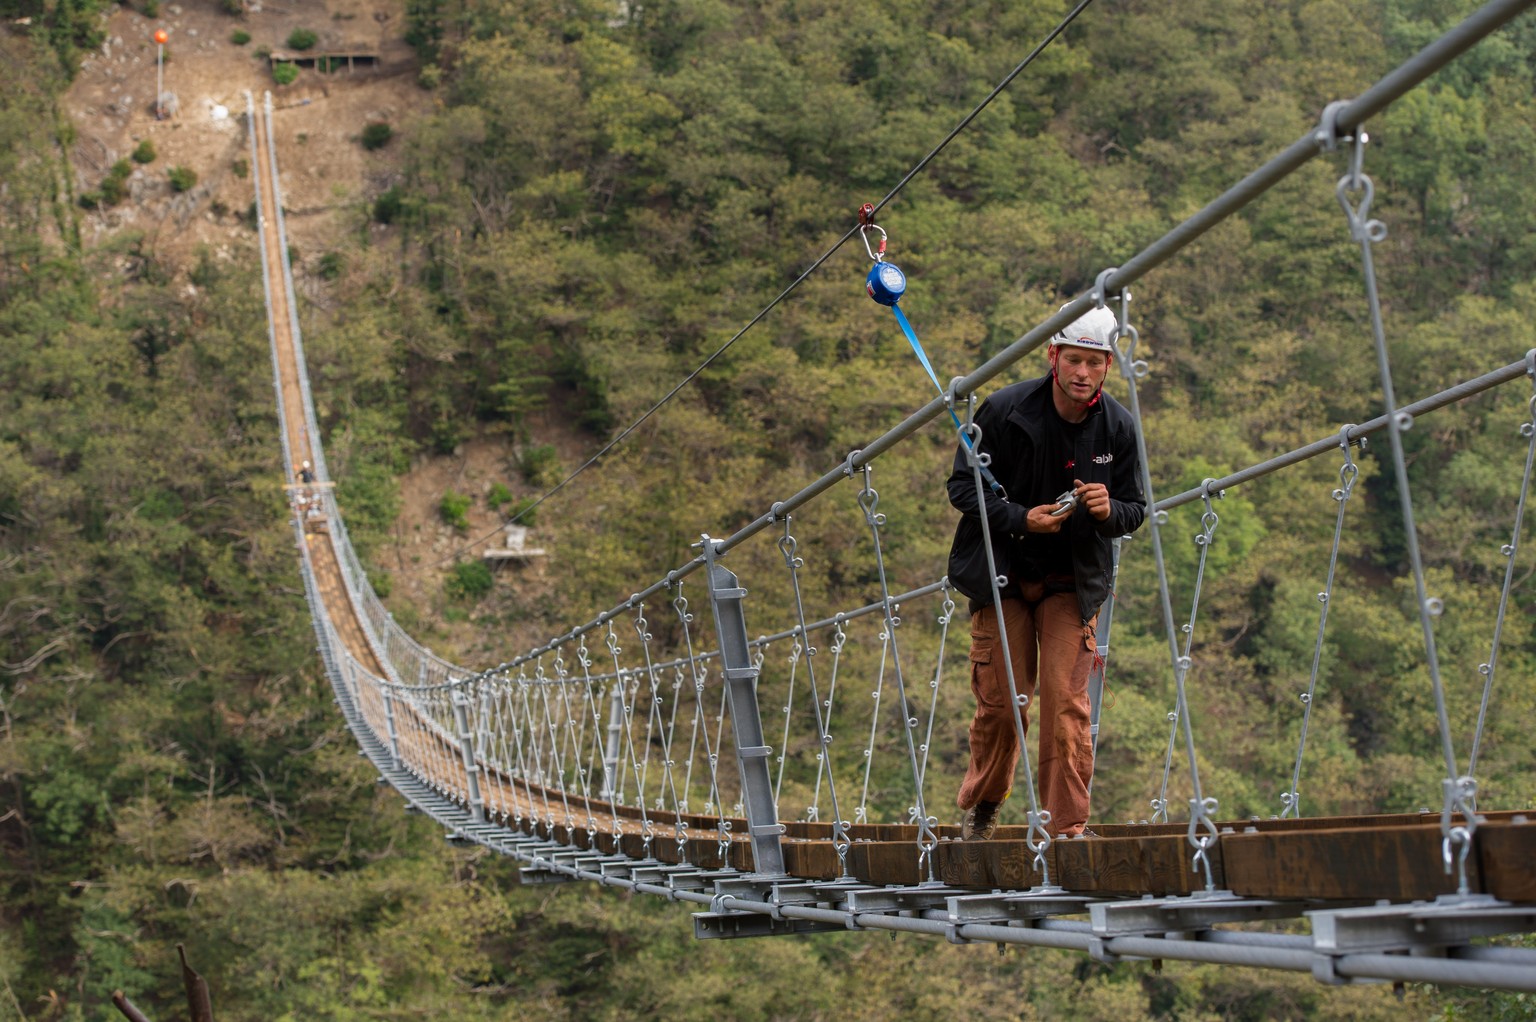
[153,29,168,44]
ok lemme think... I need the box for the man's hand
[1024,502,1071,533]
[1074,479,1111,521]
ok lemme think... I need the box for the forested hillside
[3,0,1534,1019]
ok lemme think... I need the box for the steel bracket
[948,889,1098,924]
[693,911,848,940]
[1309,896,1533,954]
[1091,892,1306,937]
[843,884,972,914]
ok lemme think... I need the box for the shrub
[231,157,248,178]
[446,561,494,601]
[143,0,159,16]
[286,28,317,50]
[417,64,441,90]
[271,61,297,86]
[131,139,156,163]
[220,0,244,13]
[372,186,404,224]
[317,252,344,280]
[438,490,471,531]
[254,45,270,59]
[230,29,250,44]
[360,121,393,151]
[486,482,513,510]
[369,570,392,599]
[506,497,538,526]
[167,165,197,192]
[94,159,134,206]
[519,443,560,486]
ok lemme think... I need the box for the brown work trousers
[956,588,1096,837]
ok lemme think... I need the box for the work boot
[962,800,1001,841]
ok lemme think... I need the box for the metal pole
[701,536,785,875]
[451,691,485,823]
[600,681,624,799]
[382,688,401,772]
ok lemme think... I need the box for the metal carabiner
[860,222,888,263]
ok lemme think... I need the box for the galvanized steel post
[600,682,624,799]
[382,688,402,772]
[701,535,786,875]
[451,690,486,823]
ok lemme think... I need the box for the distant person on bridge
[946,304,1147,841]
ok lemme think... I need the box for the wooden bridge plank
[848,840,929,886]
[782,840,844,880]
[1222,825,1469,901]
[936,839,1051,889]
[1053,833,1224,897]
[1474,820,1536,902]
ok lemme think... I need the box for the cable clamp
[843,449,864,478]
[1092,267,1125,309]
[1314,99,1352,152]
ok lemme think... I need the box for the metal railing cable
[957,397,1054,880]
[1468,354,1536,778]
[1279,428,1359,819]
[1106,291,1221,886]
[1333,122,1477,886]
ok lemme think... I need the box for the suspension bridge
[249,0,1536,994]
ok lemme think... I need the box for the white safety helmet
[1049,304,1118,354]
[302,460,311,470]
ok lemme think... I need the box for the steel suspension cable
[959,398,1054,883]
[1333,126,1475,885]
[1110,290,1220,887]
[1151,483,1221,824]
[1467,352,1536,778]
[1280,429,1359,819]
[854,462,940,877]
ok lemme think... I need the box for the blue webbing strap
[890,304,1007,500]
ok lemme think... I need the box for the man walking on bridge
[946,305,1146,841]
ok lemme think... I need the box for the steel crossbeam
[769,880,880,907]
[946,890,1099,924]
[1091,892,1310,937]
[1310,896,1536,953]
[693,911,848,939]
[843,885,975,913]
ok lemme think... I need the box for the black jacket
[946,373,1146,625]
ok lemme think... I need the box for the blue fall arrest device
[866,260,906,306]
[857,205,1007,500]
